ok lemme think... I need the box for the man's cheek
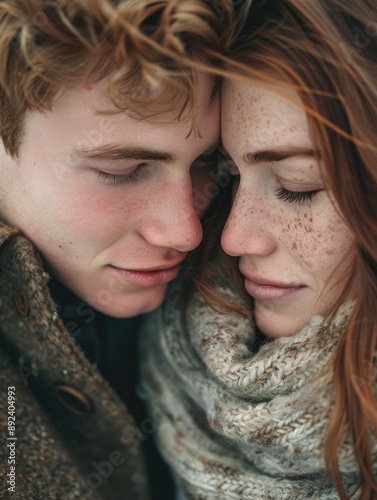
[54,193,123,240]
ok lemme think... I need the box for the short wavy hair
[0,0,235,156]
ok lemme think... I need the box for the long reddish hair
[189,0,377,497]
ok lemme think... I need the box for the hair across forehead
[0,0,234,155]
[225,0,377,229]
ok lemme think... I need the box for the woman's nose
[221,186,277,257]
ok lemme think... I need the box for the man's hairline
[9,72,221,159]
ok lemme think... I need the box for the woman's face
[221,80,356,337]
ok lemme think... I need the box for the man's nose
[140,179,203,252]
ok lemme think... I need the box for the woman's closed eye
[275,186,321,203]
[219,152,323,204]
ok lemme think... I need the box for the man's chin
[88,285,168,318]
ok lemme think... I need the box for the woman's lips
[109,263,182,287]
[242,274,305,302]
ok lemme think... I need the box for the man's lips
[109,260,185,287]
[240,269,305,302]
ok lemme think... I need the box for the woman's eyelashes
[275,186,321,203]
[224,160,322,204]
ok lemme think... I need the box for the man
[0,1,234,498]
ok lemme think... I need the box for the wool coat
[0,224,150,499]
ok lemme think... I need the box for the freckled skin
[0,74,219,318]
[221,80,355,337]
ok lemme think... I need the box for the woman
[141,1,377,498]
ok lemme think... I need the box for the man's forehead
[78,72,219,117]
[19,71,220,164]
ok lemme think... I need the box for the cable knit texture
[140,280,367,499]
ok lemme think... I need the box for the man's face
[0,75,219,317]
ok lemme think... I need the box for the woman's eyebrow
[243,147,320,165]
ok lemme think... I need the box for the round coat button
[14,287,29,316]
[54,384,94,415]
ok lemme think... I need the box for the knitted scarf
[140,282,364,499]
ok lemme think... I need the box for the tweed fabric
[140,280,369,499]
[0,224,149,500]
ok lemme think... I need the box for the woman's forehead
[222,80,312,153]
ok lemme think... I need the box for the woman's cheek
[294,213,354,280]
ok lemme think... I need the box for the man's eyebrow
[72,140,220,163]
[72,145,176,163]
[243,147,320,164]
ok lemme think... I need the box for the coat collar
[0,222,19,246]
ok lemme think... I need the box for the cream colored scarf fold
[141,283,361,499]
